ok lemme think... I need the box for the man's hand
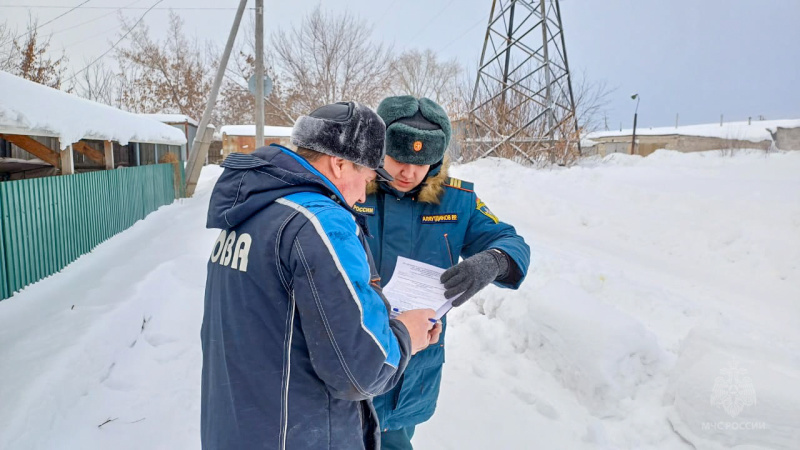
[427,322,442,345]
[440,249,508,307]
[396,309,436,355]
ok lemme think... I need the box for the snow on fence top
[220,125,293,137]
[586,118,800,143]
[141,114,199,127]
[0,71,187,149]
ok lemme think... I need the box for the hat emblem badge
[413,141,423,152]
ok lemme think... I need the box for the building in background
[0,71,185,181]
[140,114,200,162]
[583,119,800,157]
[219,125,293,160]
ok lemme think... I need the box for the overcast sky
[2,0,799,129]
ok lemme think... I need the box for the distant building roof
[141,113,199,127]
[0,71,186,148]
[586,119,800,143]
[220,125,293,137]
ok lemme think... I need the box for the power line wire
[410,0,457,43]
[0,0,91,47]
[0,5,251,10]
[375,2,397,27]
[436,11,491,54]
[30,0,92,30]
[62,24,119,49]
[64,0,163,84]
[51,0,144,36]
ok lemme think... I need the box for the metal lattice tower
[466,0,579,164]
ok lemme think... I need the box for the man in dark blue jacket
[201,101,436,450]
[356,96,531,449]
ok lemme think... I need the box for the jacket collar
[269,145,370,233]
[366,155,451,204]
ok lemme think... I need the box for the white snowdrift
[489,279,665,417]
[665,323,800,449]
[0,149,798,449]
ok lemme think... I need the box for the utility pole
[630,93,640,156]
[184,0,248,198]
[255,0,265,148]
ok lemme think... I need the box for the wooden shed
[0,71,186,181]
[140,114,201,162]
[220,125,293,160]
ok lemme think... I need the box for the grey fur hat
[291,102,391,179]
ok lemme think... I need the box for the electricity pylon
[466,0,580,163]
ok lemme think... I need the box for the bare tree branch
[73,59,117,105]
[114,11,212,120]
[272,6,394,116]
[390,49,461,109]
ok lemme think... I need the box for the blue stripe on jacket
[279,192,402,369]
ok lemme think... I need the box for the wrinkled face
[338,162,377,206]
[384,155,431,192]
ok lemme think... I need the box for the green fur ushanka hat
[376,96,451,166]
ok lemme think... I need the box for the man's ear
[330,156,346,179]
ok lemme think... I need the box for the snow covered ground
[1,149,798,449]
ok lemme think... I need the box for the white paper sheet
[382,256,454,320]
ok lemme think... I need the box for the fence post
[0,182,8,300]
[172,162,182,200]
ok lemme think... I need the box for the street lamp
[630,93,640,155]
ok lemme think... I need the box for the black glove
[440,249,509,307]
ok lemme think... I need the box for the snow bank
[0,165,223,449]
[1,149,799,449]
[665,322,800,449]
[0,71,186,148]
[219,124,293,137]
[586,118,800,143]
[487,280,664,417]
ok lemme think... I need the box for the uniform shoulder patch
[443,177,474,192]
[476,197,499,224]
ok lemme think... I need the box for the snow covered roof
[586,119,800,143]
[140,114,199,127]
[220,125,293,137]
[0,71,187,149]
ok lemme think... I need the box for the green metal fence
[0,164,178,300]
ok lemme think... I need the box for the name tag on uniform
[353,204,375,215]
[421,213,459,224]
